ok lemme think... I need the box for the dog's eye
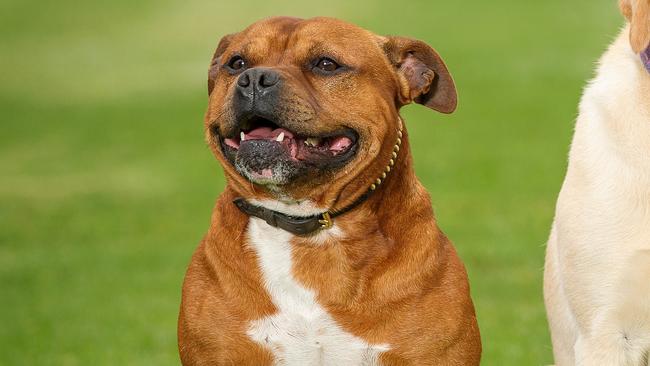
[314,58,340,73]
[226,55,246,72]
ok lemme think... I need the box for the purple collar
[642,45,650,73]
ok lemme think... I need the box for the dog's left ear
[382,36,457,114]
[620,0,650,53]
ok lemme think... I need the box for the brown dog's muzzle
[214,66,359,186]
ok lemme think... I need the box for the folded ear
[620,0,650,53]
[382,36,457,114]
[208,33,235,95]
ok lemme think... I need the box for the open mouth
[219,116,358,163]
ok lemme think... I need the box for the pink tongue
[329,136,353,152]
[245,127,273,139]
[245,127,294,140]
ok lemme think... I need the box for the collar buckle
[318,212,333,229]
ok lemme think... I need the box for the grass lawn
[1,0,623,364]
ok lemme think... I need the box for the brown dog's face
[206,16,456,203]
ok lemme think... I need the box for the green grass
[0,0,623,364]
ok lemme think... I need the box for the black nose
[236,68,280,98]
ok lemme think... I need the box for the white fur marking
[246,216,389,366]
[249,198,327,217]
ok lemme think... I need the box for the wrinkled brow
[302,41,354,65]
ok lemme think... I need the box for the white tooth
[240,132,245,141]
[276,132,285,142]
[305,137,320,147]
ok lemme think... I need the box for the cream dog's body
[544,20,650,366]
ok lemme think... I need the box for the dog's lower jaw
[234,159,293,187]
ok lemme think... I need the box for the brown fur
[620,0,650,52]
[179,16,481,365]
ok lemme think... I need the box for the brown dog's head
[205,17,456,205]
[620,0,650,52]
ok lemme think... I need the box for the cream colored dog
[544,1,650,365]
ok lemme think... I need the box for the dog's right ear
[620,0,650,53]
[208,34,235,95]
[381,36,457,114]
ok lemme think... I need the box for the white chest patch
[246,217,389,366]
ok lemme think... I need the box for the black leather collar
[233,198,332,236]
[233,167,384,236]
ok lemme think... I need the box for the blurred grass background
[0,0,624,364]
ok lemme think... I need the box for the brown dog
[178,16,481,366]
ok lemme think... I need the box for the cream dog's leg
[545,226,579,366]
[574,251,650,366]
